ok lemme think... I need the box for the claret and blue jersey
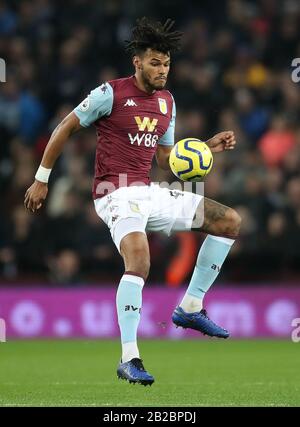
[73,76,176,199]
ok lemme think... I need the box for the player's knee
[224,208,241,238]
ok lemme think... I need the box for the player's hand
[206,131,236,153]
[24,180,48,213]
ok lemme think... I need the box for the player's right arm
[24,112,82,212]
[24,82,114,213]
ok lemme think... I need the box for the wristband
[35,165,52,183]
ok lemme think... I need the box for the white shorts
[94,184,202,252]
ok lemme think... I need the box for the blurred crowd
[1,0,300,285]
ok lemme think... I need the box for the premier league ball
[169,138,213,181]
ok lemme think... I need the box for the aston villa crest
[158,98,167,114]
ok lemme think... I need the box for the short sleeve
[158,97,176,146]
[73,82,114,127]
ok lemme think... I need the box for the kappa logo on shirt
[124,99,137,107]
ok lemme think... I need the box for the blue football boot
[117,358,154,386]
[172,306,230,338]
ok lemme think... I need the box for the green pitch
[0,339,299,407]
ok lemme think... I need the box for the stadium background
[0,0,300,407]
[2,0,300,286]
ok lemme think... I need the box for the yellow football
[169,138,213,181]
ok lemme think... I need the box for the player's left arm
[206,131,236,153]
[156,96,176,170]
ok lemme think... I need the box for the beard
[141,70,167,91]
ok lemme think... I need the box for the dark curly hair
[125,17,183,56]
